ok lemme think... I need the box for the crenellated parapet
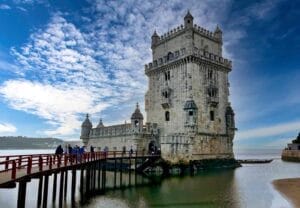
[145,49,232,74]
[89,123,132,138]
[152,23,222,49]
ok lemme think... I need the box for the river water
[0,149,299,208]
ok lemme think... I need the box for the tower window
[187,20,190,23]
[210,111,215,121]
[189,111,193,116]
[208,87,218,97]
[208,69,213,80]
[164,71,170,81]
[162,91,168,98]
[165,111,170,121]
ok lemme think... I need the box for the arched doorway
[148,140,157,154]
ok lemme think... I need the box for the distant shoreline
[0,147,55,150]
[273,178,300,207]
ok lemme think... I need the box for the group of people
[55,144,95,155]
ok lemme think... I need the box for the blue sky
[0,0,299,149]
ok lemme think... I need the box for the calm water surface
[0,149,299,208]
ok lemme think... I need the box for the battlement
[145,49,232,73]
[89,123,132,138]
[153,23,220,48]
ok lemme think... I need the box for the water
[0,149,299,208]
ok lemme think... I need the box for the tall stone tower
[145,12,236,163]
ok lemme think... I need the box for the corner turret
[184,10,193,28]
[80,114,92,145]
[131,103,144,133]
[97,118,104,128]
[225,106,236,135]
[151,30,160,49]
[183,98,198,132]
[214,25,223,43]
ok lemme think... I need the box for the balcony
[161,97,171,109]
[207,97,219,106]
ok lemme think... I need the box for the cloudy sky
[0,0,299,149]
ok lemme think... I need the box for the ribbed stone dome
[183,100,197,110]
[97,118,104,128]
[226,106,234,115]
[131,103,144,120]
[82,114,92,128]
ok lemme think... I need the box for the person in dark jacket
[90,145,94,153]
[55,145,64,155]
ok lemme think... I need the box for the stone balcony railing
[207,97,219,106]
[161,97,171,109]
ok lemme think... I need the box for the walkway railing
[0,151,159,183]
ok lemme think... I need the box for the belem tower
[80,12,236,165]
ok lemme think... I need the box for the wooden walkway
[0,151,159,188]
[0,151,160,208]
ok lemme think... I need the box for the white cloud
[17,7,27,12]
[2,13,147,137]
[0,80,109,136]
[0,4,11,10]
[0,123,17,133]
[236,121,300,140]
[1,0,284,139]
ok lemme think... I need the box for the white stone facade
[80,12,236,164]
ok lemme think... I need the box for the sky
[0,0,299,149]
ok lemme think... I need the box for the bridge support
[120,158,123,188]
[64,170,68,200]
[71,169,76,207]
[37,176,43,207]
[52,173,57,202]
[42,175,49,208]
[17,181,27,208]
[59,171,64,208]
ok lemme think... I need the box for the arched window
[167,52,173,61]
[134,120,139,127]
[208,69,213,80]
[164,71,170,81]
[165,111,170,121]
[210,111,215,121]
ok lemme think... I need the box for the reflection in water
[85,170,241,208]
[0,149,299,208]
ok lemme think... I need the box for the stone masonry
[80,12,236,164]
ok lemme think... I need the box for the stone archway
[148,140,157,154]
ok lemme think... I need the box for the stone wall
[281,150,300,162]
[89,123,132,138]
[87,134,153,153]
[160,134,233,164]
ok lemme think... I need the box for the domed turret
[80,114,92,145]
[131,103,144,120]
[225,106,235,134]
[131,103,144,133]
[97,118,104,128]
[151,30,160,49]
[82,114,92,128]
[184,10,193,28]
[214,25,223,43]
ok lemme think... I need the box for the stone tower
[80,114,92,145]
[131,103,144,133]
[145,12,236,163]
